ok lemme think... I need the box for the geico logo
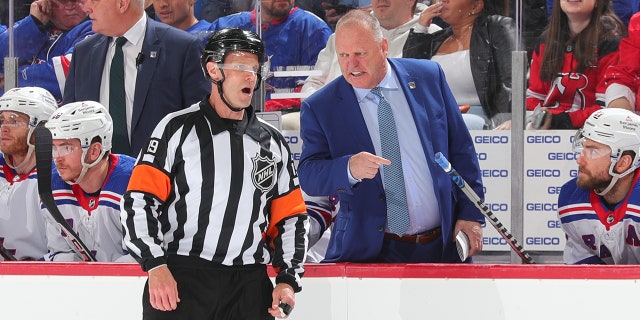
[526,203,558,211]
[547,186,562,194]
[548,152,579,160]
[570,169,578,177]
[284,136,299,144]
[487,203,508,211]
[526,135,561,143]
[526,169,561,177]
[547,220,561,228]
[477,152,487,160]
[291,153,301,161]
[481,169,509,177]
[482,237,507,245]
[473,136,509,144]
[482,186,487,194]
[525,237,560,245]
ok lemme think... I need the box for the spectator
[547,0,640,26]
[321,0,371,30]
[63,0,209,157]
[153,0,213,42]
[605,12,640,111]
[558,108,640,264]
[210,0,332,113]
[42,101,134,262]
[296,0,326,21]
[301,0,440,106]
[504,0,626,130]
[0,87,57,260]
[403,0,515,129]
[121,28,308,319]
[0,0,94,101]
[298,10,484,263]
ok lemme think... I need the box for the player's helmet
[573,108,640,180]
[0,87,58,128]
[200,28,267,88]
[46,101,113,152]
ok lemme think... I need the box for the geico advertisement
[283,130,578,252]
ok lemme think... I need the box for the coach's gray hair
[335,10,384,43]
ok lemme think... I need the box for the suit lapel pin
[150,51,157,58]
[408,82,416,89]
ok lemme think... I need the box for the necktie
[371,87,410,236]
[109,36,130,155]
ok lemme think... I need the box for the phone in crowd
[534,110,549,129]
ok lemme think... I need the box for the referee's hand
[269,283,295,318]
[148,265,181,311]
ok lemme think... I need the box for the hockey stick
[0,243,17,261]
[434,152,535,264]
[34,126,97,262]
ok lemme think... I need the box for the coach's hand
[148,265,180,311]
[454,220,483,257]
[349,152,390,181]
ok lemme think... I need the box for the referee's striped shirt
[121,99,309,291]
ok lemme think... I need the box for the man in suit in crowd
[63,0,209,156]
[298,10,484,263]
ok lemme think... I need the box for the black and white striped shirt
[121,99,308,291]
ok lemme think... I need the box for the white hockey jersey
[558,172,640,264]
[42,154,135,262]
[0,155,48,260]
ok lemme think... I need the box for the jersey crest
[544,72,588,112]
[251,154,276,193]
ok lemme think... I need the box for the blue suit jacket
[63,19,210,156]
[299,58,485,262]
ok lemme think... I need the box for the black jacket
[403,14,515,123]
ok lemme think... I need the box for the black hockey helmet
[201,28,267,84]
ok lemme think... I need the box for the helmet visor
[572,129,612,160]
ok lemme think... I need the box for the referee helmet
[201,28,267,89]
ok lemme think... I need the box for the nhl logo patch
[89,198,98,210]
[251,154,276,192]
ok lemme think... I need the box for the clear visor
[52,140,82,158]
[0,111,29,128]
[217,52,271,79]
[572,129,612,160]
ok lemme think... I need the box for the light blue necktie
[371,87,410,236]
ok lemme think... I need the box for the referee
[121,28,309,320]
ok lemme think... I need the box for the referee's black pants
[142,256,275,320]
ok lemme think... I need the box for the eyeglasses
[52,144,81,158]
[0,112,29,129]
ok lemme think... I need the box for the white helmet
[0,87,58,128]
[573,108,640,194]
[0,87,58,171]
[47,101,113,151]
[46,101,113,185]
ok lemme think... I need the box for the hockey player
[121,28,308,319]
[558,108,640,264]
[43,101,135,262]
[0,87,57,260]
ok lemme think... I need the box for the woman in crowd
[519,0,625,130]
[403,0,515,129]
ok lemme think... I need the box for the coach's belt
[384,227,442,244]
